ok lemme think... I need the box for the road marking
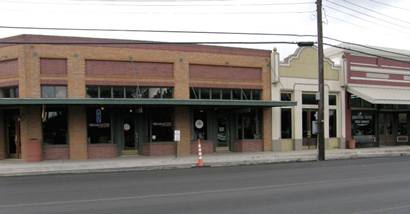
[0,174,406,209]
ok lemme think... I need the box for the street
[1,157,410,214]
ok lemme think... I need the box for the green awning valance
[0,98,295,107]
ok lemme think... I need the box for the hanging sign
[96,109,102,124]
[124,123,131,131]
[195,119,204,129]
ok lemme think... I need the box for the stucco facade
[271,47,346,151]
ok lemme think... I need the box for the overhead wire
[341,0,410,26]
[368,0,410,13]
[324,4,410,36]
[326,0,410,31]
[1,25,410,58]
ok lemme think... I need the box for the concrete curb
[1,149,410,177]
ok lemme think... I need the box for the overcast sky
[0,0,409,58]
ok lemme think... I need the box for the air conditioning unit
[397,136,408,143]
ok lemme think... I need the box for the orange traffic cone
[196,138,204,167]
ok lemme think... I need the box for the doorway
[216,114,231,151]
[303,109,318,149]
[5,110,20,158]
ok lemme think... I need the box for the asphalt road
[1,157,410,214]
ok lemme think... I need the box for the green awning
[0,98,295,107]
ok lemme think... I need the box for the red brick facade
[88,144,118,159]
[234,140,263,152]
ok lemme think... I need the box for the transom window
[190,88,261,100]
[86,86,173,99]
[41,85,67,98]
[0,86,18,98]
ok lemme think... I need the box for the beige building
[271,47,346,151]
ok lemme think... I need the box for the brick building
[0,34,293,161]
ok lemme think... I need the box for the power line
[341,0,410,26]
[2,25,410,58]
[0,41,300,45]
[3,0,315,7]
[324,4,410,36]
[326,0,410,31]
[0,25,318,37]
[368,0,410,13]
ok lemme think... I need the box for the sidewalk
[1,146,410,176]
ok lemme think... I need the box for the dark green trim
[0,98,296,107]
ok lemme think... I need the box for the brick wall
[43,144,69,160]
[142,143,176,156]
[234,140,263,152]
[190,140,214,154]
[88,144,118,159]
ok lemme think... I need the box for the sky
[0,0,409,59]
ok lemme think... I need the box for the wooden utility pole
[316,0,325,161]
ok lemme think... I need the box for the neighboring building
[271,47,345,151]
[0,34,293,161]
[326,45,410,148]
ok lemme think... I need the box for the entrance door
[379,113,395,146]
[216,115,230,151]
[303,109,318,149]
[123,117,135,150]
[5,111,20,158]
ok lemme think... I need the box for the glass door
[5,111,20,158]
[216,114,230,151]
[302,109,318,149]
[379,113,395,146]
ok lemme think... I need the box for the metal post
[316,0,325,161]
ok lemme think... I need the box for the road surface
[1,157,410,214]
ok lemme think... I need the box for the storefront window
[87,107,111,144]
[41,85,67,98]
[352,111,376,145]
[193,109,207,140]
[237,109,262,140]
[150,108,173,142]
[281,108,292,139]
[329,109,337,138]
[0,86,18,98]
[43,107,67,145]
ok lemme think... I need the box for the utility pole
[316,0,325,161]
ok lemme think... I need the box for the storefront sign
[352,112,373,127]
[174,130,181,142]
